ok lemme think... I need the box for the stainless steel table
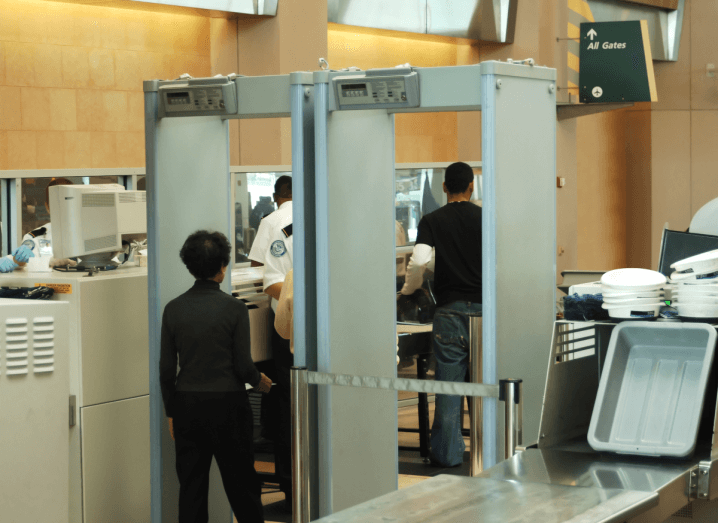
[312,474,658,523]
[480,447,694,489]
[479,447,700,522]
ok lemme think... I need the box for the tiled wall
[0,0,212,170]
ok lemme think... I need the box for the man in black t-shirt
[400,162,482,467]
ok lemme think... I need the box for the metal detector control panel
[158,77,238,118]
[333,69,419,111]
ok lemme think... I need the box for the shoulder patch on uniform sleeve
[282,224,293,238]
[270,240,287,257]
[28,227,46,238]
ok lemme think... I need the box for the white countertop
[231,267,264,287]
[0,263,147,283]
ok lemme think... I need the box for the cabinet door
[81,395,150,522]
[0,302,69,523]
[80,276,149,406]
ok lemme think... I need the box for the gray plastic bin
[588,322,717,457]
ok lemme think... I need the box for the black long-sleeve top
[160,279,261,417]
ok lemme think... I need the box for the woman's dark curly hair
[180,230,231,280]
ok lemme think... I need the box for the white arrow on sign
[588,28,598,40]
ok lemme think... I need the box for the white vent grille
[6,318,29,376]
[33,317,54,374]
[82,193,116,207]
[85,235,117,252]
[119,192,146,204]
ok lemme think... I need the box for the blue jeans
[430,301,482,467]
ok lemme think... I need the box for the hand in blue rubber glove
[0,257,18,273]
[12,244,34,263]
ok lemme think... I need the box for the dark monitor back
[658,229,718,277]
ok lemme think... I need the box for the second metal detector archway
[310,61,557,516]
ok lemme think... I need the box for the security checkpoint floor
[255,400,473,523]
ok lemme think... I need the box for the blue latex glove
[0,257,18,273]
[12,244,35,263]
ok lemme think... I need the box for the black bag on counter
[563,293,609,322]
[397,285,436,324]
[0,286,55,300]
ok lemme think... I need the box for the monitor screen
[658,229,718,278]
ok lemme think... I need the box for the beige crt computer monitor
[49,184,147,266]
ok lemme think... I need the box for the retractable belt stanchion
[291,367,310,523]
[292,364,526,521]
[500,379,523,460]
[469,315,483,476]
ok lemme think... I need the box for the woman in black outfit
[160,230,272,523]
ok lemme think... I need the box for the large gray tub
[588,322,717,457]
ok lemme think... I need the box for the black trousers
[173,391,264,523]
[271,327,294,496]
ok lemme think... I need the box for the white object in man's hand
[400,244,433,295]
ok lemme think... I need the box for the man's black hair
[274,175,292,198]
[180,230,231,280]
[444,162,474,195]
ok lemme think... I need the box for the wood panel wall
[631,0,718,269]
[577,109,629,270]
[2,0,705,278]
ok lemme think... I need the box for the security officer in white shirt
[244,178,294,497]
[0,178,75,273]
[248,176,293,270]
[262,212,293,307]
[255,176,294,509]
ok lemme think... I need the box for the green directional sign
[579,21,657,104]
